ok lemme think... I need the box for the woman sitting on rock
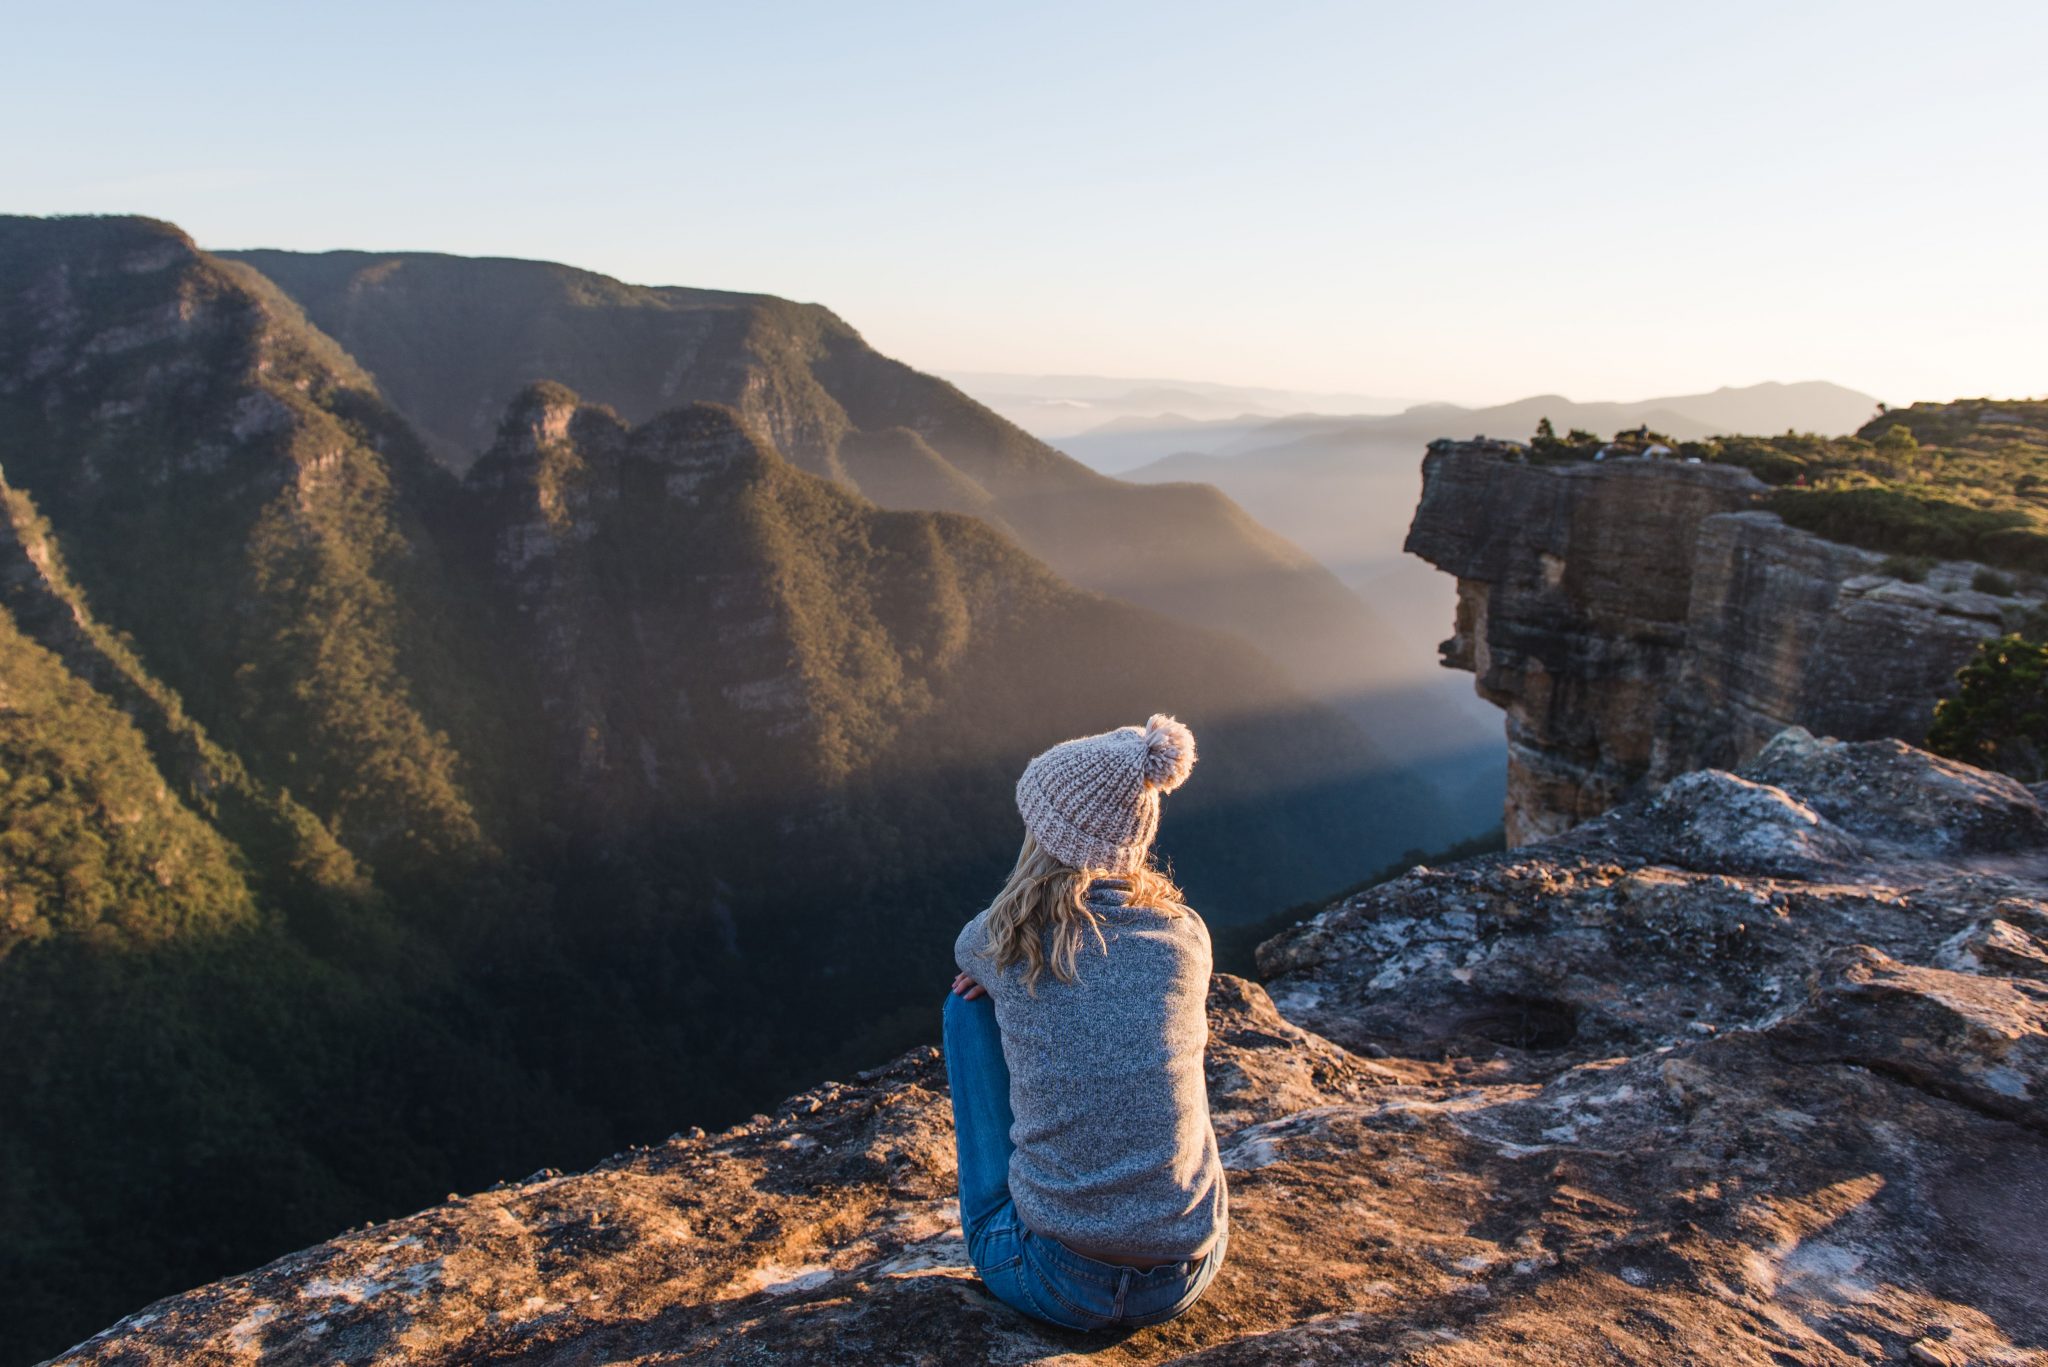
[944,713,1229,1331]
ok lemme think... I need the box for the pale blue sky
[6,1,2043,405]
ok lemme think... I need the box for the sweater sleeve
[953,907,990,980]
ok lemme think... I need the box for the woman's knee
[942,990,987,1080]
[943,987,995,1030]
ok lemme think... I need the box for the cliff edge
[1406,439,2040,844]
[54,730,2048,1365]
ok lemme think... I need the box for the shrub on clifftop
[1927,634,2048,782]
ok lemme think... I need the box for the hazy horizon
[8,2,2044,406]
[944,370,1880,413]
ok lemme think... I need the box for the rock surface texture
[54,731,2048,1365]
[1405,442,2039,845]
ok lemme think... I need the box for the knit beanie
[1015,713,1197,874]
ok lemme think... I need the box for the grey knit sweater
[953,879,1228,1261]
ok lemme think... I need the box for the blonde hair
[979,829,1186,996]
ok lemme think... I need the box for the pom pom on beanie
[1014,712,1199,874]
[1141,713,1196,792]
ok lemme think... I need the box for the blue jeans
[941,988,1227,1331]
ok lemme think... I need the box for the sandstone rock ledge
[54,732,2048,1366]
[1404,442,2041,847]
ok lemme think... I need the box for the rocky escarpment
[1406,441,2041,844]
[56,731,2048,1365]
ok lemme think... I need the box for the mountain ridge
[221,247,1435,736]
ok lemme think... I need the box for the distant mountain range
[939,370,1412,441]
[0,215,1471,1361]
[1038,381,1884,474]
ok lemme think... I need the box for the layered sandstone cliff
[1406,442,2038,844]
[52,731,2048,1365]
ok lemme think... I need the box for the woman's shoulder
[1124,897,1210,949]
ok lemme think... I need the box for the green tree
[1927,634,2048,781]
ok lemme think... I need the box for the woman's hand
[951,971,987,1000]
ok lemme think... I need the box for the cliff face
[1406,442,2033,844]
[55,731,2048,1365]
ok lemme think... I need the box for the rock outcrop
[1406,441,2040,844]
[55,731,2048,1365]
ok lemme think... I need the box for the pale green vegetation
[1529,400,2048,573]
